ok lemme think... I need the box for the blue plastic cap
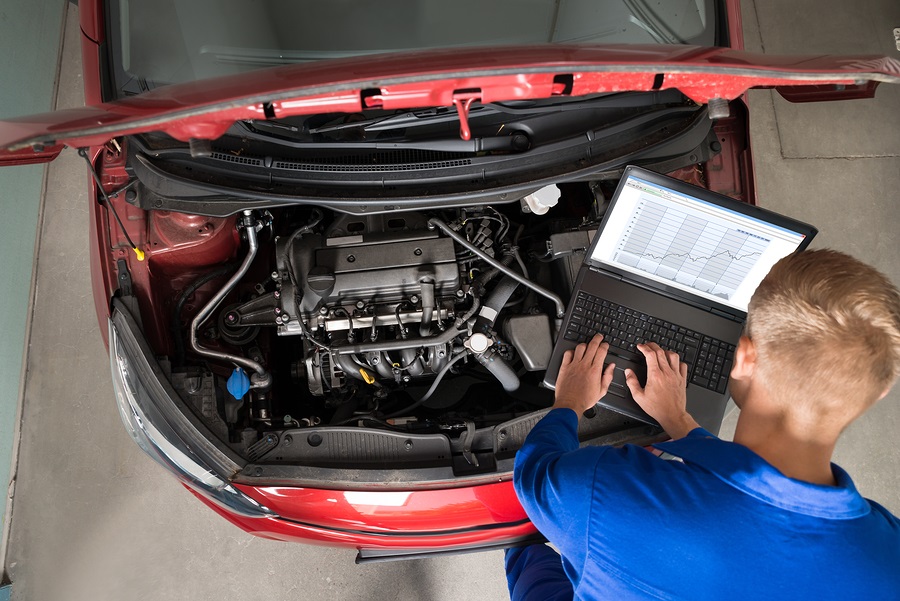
[227,367,251,400]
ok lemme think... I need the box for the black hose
[172,263,239,366]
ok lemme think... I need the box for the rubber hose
[475,351,520,392]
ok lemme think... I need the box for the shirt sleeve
[513,408,604,573]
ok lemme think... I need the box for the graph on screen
[613,198,771,301]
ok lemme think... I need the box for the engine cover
[277,229,460,318]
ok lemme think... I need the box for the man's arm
[513,335,615,567]
[513,407,599,572]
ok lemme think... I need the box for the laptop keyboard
[564,291,735,393]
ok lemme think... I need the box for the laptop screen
[589,174,809,313]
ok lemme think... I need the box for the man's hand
[625,342,699,439]
[553,334,616,414]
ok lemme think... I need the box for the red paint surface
[234,480,528,534]
[2,45,897,155]
[189,481,538,548]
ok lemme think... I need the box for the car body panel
[190,485,538,549]
[233,481,527,534]
[1,45,898,161]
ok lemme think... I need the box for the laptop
[543,166,817,434]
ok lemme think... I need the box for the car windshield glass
[107,0,717,96]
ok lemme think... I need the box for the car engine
[179,196,597,437]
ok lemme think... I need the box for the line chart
[640,249,763,263]
[613,198,771,300]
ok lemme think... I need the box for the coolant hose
[477,276,520,330]
[475,349,520,392]
[189,211,268,380]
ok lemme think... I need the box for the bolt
[410,295,419,304]
[414,248,422,256]
[265,435,276,444]
[274,307,282,315]
[456,289,465,298]
[347,254,356,263]
[271,270,279,280]
[283,435,293,446]
[404,440,413,450]
[498,430,507,440]
[254,467,263,476]
[356,300,365,310]
[402,375,411,383]
[281,313,290,323]
[319,307,329,315]
[275,316,284,325]
[225,313,238,324]
[273,290,281,299]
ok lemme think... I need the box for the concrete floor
[3,1,899,600]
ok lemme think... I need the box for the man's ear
[730,336,757,381]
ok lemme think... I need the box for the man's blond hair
[746,249,900,419]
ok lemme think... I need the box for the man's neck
[733,411,838,486]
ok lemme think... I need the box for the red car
[1,0,898,561]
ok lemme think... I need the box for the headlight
[109,303,273,518]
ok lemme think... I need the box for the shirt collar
[653,428,870,519]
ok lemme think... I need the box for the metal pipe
[190,211,267,377]
[428,218,566,317]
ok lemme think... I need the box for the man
[508,249,900,600]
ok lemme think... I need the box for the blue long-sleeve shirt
[513,408,900,600]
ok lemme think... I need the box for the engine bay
[136,180,662,478]
[96,92,748,479]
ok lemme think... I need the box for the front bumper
[109,298,537,553]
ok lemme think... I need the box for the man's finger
[666,350,680,370]
[591,339,610,366]
[573,342,587,361]
[562,348,574,366]
[637,343,660,373]
[600,361,615,394]
[585,334,604,363]
[624,367,644,399]
[679,361,688,382]
[651,344,670,370]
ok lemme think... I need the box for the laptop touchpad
[606,361,647,398]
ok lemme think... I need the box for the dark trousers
[505,544,575,601]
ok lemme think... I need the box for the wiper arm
[307,106,498,134]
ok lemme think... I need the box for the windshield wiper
[307,106,491,134]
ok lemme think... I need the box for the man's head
[732,249,900,429]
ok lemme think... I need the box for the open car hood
[1,44,898,165]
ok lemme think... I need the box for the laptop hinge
[711,306,743,323]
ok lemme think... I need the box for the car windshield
[107,0,718,96]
